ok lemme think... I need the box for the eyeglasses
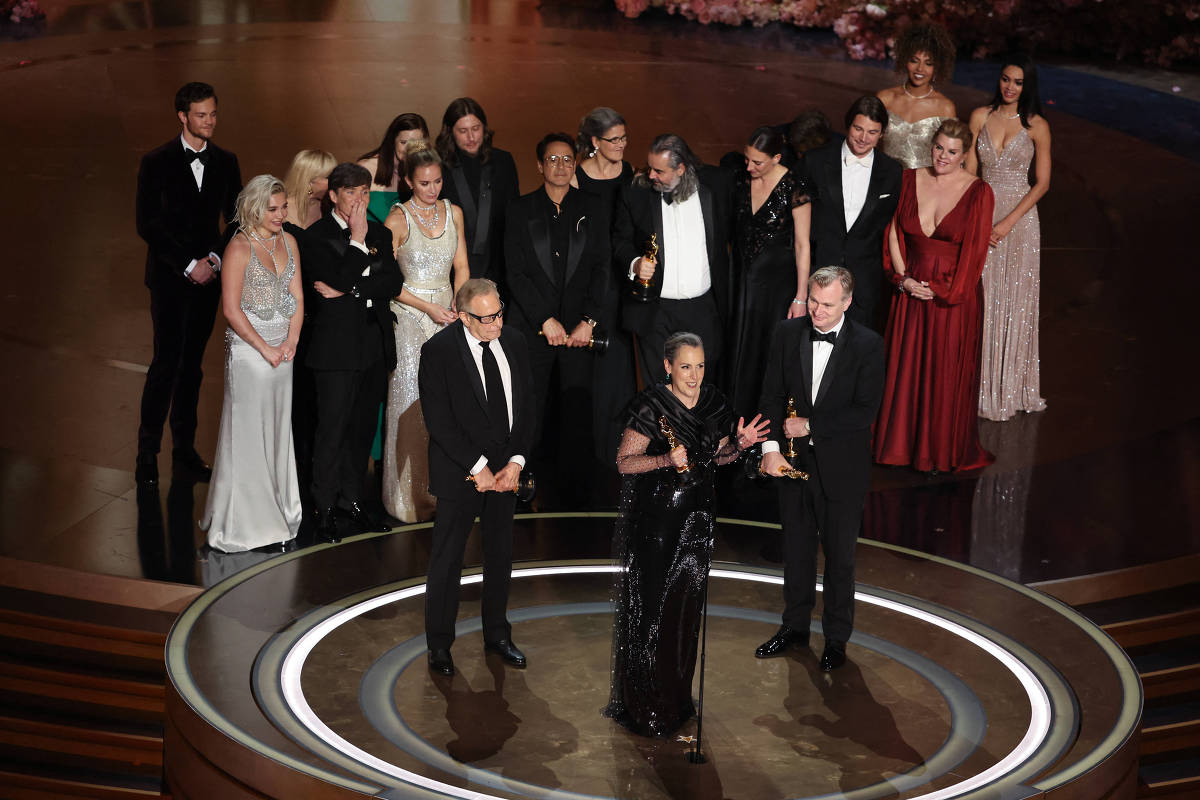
[598,134,628,145]
[544,155,575,166]
[466,301,505,324]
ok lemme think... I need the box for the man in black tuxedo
[755,266,885,671]
[419,279,535,676]
[800,96,902,332]
[135,82,241,485]
[505,133,607,491]
[436,98,520,285]
[301,163,403,541]
[612,133,731,386]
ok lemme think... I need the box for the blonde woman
[283,149,336,229]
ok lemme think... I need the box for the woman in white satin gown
[876,22,958,169]
[200,175,304,552]
[381,140,470,522]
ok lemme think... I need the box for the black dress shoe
[484,639,527,668]
[754,625,810,658]
[135,453,158,486]
[820,641,847,671]
[172,448,212,482]
[315,507,341,544]
[340,501,390,533]
[428,648,455,676]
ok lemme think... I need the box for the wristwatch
[582,316,598,328]
[804,420,811,436]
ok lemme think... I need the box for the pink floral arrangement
[615,0,1200,66]
[4,0,43,24]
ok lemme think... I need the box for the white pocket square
[879,193,891,198]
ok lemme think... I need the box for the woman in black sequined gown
[604,333,768,737]
[728,126,812,419]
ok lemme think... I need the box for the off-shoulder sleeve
[931,180,995,306]
[787,172,813,208]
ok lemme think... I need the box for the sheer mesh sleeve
[615,428,671,475]
[714,435,743,465]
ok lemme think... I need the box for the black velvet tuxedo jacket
[611,166,732,336]
[800,143,902,319]
[300,214,403,372]
[440,148,520,281]
[759,316,885,500]
[504,187,607,334]
[135,138,241,289]
[418,322,536,499]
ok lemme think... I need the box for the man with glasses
[418,278,536,676]
[505,133,607,503]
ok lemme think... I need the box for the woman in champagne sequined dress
[876,22,957,169]
[967,54,1052,421]
[604,333,767,738]
[381,141,469,522]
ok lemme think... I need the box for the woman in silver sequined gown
[201,176,304,552]
[876,22,957,169]
[967,54,1052,421]
[382,142,470,522]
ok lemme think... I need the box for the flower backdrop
[614,0,1200,66]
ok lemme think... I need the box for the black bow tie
[661,191,675,205]
[812,329,837,345]
[186,148,210,166]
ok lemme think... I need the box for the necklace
[902,81,934,99]
[1003,111,1021,119]
[408,198,441,230]
[248,229,278,254]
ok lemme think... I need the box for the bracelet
[791,298,805,305]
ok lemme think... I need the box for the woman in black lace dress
[604,332,768,737]
[727,126,812,419]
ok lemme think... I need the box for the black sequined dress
[605,383,737,737]
[728,169,810,418]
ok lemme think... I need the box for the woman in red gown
[874,118,996,472]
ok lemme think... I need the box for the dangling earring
[307,187,313,196]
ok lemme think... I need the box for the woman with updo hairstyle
[283,149,336,229]
[604,332,768,737]
[876,22,958,169]
[358,112,430,224]
[378,139,470,522]
[570,106,638,468]
[727,124,812,419]
[200,175,304,552]
[966,53,1051,421]
[874,118,996,473]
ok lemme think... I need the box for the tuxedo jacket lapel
[824,153,847,235]
[527,209,554,285]
[473,164,494,256]
[699,183,715,263]
[848,158,886,237]
[565,199,585,287]
[797,323,815,413]
[451,167,479,242]
[651,194,665,270]
[499,333,523,429]
[814,321,851,408]
[455,325,489,415]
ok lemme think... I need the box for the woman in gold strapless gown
[876,22,957,169]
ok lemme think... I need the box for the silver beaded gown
[977,120,1046,421]
[880,113,951,169]
[201,233,302,552]
[382,200,455,522]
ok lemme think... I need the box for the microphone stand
[687,570,710,764]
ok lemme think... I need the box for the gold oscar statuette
[785,396,798,459]
[658,415,690,473]
[640,233,659,289]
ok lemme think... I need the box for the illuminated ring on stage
[268,562,1065,800]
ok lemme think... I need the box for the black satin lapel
[849,159,884,235]
[814,323,850,408]
[699,183,715,261]
[826,155,846,234]
[451,167,478,233]
[473,164,494,256]
[499,333,521,426]
[529,211,554,284]
[798,324,814,412]
[652,195,665,270]
[566,211,585,286]
[457,327,488,413]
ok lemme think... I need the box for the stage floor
[166,516,1140,799]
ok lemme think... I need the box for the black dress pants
[635,291,722,386]
[777,448,862,644]
[424,486,518,650]
[311,358,387,511]
[138,280,220,454]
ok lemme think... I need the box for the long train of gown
[880,113,952,170]
[873,170,996,472]
[977,121,1047,421]
[201,236,303,552]
[605,384,732,738]
[382,200,454,522]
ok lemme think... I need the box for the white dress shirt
[762,315,846,454]
[180,135,221,278]
[330,210,372,307]
[628,189,711,300]
[462,325,526,474]
[840,141,873,231]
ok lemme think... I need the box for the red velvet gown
[873,169,996,472]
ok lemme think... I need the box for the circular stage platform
[164,516,1140,799]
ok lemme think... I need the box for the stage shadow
[136,480,197,584]
[754,655,928,795]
